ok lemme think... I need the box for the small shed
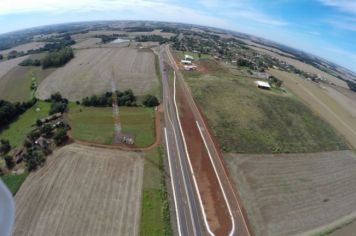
[255,80,271,90]
[185,54,194,61]
[181,60,192,65]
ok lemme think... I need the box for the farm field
[0,55,29,78]
[0,101,50,147]
[0,65,55,102]
[68,105,155,147]
[140,147,172,236]
[248,44,348,88]
[270,69,356,150]
[224,150,356,236]
[13,143,144,236]
[36,47,159,101]
[0,42,45,56]
[72,37,101,49]
[183,60,347,153]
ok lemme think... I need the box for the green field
[185,64,348,153]
[140,147,172,236]
[0,66,54,102]
[1,172,28,195]
[69,105,155,147]
[0,101,51,147]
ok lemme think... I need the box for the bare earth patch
[13,143,144,236]
[36,46,158,101]
[225,150,356,236]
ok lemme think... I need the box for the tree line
[42,47,74,68]
[0,98,37,128]
[135,35,168,45]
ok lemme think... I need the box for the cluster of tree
[42,47,74,69]
[53,128,69,145]
[0,98,37,128]
[0,54,3,60]
[19,58,41,66]
[23,148,45,171]
[96,34,128,43]
[135,35,168,45]
[347,80,356,92]
[0,139,14,169]
[7,50,25,59]
[236,58,254,68]
[269,76,283,88]
[124,27,155,32]
[48,93,68,115]
[143,95,159,107]
[82,90,137,107]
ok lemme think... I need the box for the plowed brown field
[13,144,144,236]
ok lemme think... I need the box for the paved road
[164,45,252,236]
[158,47,205,236]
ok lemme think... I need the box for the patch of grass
[69,105,155,147]
[140,147,172,236]
[0,101,51,147]
[1,172,28,195]
[0,66,54,102]
[175,50,211,60]
[187,75,348,153]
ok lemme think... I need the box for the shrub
[53,128,68,146]
[0,139,11,155]
[4,155,15,169]
[143,95,159,107]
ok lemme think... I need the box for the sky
[0,0,356,72]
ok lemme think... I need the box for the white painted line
[196,121,235,236]
[167,46,252,236]
[173,71,215,236]
[164,127,182,236]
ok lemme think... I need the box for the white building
[181,60,192,65]
[185,54,194,61]
[255,80,271,89]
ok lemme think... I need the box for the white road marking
[196,121,235,236]
[173,71,215,236]
[164,128,182,236]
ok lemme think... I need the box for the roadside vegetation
[185,61,347,153]
[140,147,172,236]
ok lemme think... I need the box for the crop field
[13,143,144,236]
[270,69,356,150]
[72,37,101,49]
[68,105,155,147]
[0,42,45,56]
[0,65,54,102]
[248,45,348,88]
[0,101,50,147]
[184,66,347,153]
[225,150,356,236]
[36,47,159,101]
[0,55,29,78]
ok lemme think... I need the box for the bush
[53,128,68,146]
[41,124,52,137]
[143,95,159,107]
[49,92,68,115]
[0,139,11,155]
[24,150,45,171]
[4,155,15,169]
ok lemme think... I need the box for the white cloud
[318,0,356,14]
[233,10,288,26]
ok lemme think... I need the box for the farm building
[184,65,197,71]
[181,60,192,65]
[255,80,271,89]
[185,54,194,61]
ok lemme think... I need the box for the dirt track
[13,144,144,236]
